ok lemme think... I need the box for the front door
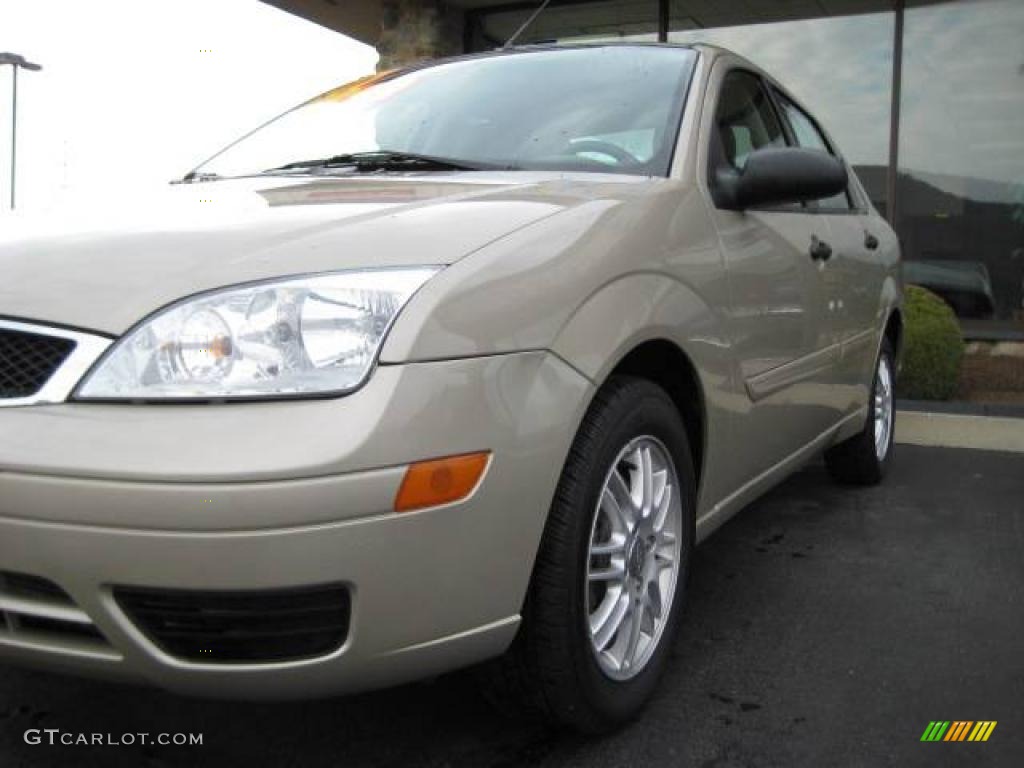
[771,86,886,418]
[702,67,838,484]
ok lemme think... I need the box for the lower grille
[2,571,74,602]
[0,329,76,398]
[114,584,351,664]
[0,571,113,654]
[17,615,108,643]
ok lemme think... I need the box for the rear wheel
[825,339,895,485]
[487,376,695,732]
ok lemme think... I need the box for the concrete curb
[895,410,1024,453]
[896,398,1024,419]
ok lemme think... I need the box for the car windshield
[189,46,697,180]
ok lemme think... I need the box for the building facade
[270,0,1024,339]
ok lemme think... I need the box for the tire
[485,375,696,733]
[825,339,896,485]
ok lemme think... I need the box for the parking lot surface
[2,445,1021,768]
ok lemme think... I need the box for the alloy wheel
[874,355,894,461]
[585,436,683,681]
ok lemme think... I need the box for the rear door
[701,67,838,484]
[771,87,885,415]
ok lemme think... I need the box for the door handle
[809,236,832,262]
[864,232,879,250]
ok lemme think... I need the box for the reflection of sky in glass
[665,1,1023,197]
[200,47,695,178]
[669,13,894,167]
[900,0,1024,192]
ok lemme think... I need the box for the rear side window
[773,90,852,211]
[714,71,786,171]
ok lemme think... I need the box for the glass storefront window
[471,1,658,49]
[668,11,895,216]
[898,0,1024,334]
[467,0,1023,351]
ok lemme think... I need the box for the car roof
[391,40,731,73]
[387,41,770,91]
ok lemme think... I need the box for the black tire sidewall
[563,381,696,725]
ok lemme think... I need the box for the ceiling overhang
[264,0,920,49]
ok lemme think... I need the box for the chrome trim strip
[0,319,113,408]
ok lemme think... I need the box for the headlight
[77,268,439,400]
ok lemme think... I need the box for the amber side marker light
[394,452,491,512]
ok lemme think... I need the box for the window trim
[706,67,807,213]
[768,85,866,215]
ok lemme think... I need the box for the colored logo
[920,721,997,742]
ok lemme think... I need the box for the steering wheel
[568,139,639,166]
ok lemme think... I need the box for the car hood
[0,173,616,335]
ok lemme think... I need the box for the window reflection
[898,0,1024,331]
[669,11,894,216]
[472,0,658,48]
[466,0,1024,336]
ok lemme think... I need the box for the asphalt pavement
[2,445,1022,768]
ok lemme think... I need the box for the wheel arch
[605,339,706,495]
[549,272,731,509]
[884,307,903,358]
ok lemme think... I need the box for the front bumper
[0,352,592,697]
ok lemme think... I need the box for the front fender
[550,272,737,517]
[549,272,728,384]
[379,197,625,363]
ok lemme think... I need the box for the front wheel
[825,339,896,485]
[488,376,695,732]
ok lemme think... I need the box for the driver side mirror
[712,147,848,211]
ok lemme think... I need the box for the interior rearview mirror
[712,147,848,211]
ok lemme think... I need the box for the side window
[773,90,853,211]
[714,71,787,172]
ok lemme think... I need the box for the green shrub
[897,285,965,400]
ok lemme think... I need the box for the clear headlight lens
[77,268,439,400]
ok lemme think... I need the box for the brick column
[377,0,463,70]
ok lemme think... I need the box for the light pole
[0,52,43,210]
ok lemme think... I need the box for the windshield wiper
[175,171,222,184]
[262,150,506,174]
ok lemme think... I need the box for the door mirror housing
[712,147,848,211]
